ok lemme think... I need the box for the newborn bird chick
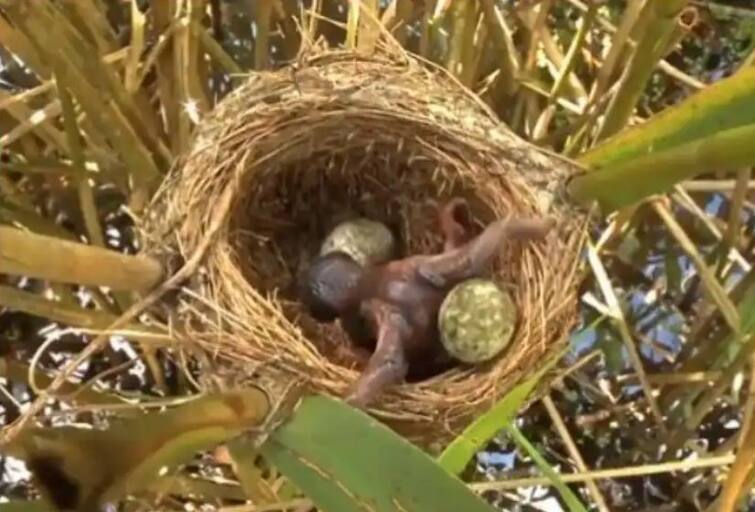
[300,199,555,407]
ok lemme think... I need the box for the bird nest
[141,46,586,445]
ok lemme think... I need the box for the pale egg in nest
[438,278,517,364]
[319,218,396,267]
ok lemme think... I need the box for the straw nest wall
[141,47,586,444]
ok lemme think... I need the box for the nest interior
[142,47,586,444]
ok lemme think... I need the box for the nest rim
[142,46,586,443]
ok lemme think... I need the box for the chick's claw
[345,353,408,409]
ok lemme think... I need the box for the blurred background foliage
[0,0,754,511]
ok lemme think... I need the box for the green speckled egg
[438,278,517,363]
[320,218,395,267]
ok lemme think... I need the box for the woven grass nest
[142,46,586,445]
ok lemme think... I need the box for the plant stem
[470,455,735,492]
[0,226,163,292]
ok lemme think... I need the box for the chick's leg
[345,301,410,408]
[418,216,556,288]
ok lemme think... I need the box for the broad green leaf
[437,350,563,475]
[6,390,269,511]
[582,66,755,169]
[261,395,498,512]
[570,122,755,210]
[505,424,588,512]
[571,65,755,209]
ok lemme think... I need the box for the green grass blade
[437,350,563,475]
[505,424,588,512]
[193,21,243,75]
[253,1,273,69]
[261,395,498,512]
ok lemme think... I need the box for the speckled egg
[438,278,517,364]
[320,218,396,267]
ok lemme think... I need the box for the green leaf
[261,395,497,512]
[6,389,269,511]
[505,424,588,512]
[0,502,53,512]
[582,66,755,169]
[437,350,564,475]
[570,122,755,210]
[571,65,755,210]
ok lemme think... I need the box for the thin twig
[681,179,755,192]
[586,241,667,431]
[653,198,741,332]
[543,394,610,512]
[218,498,312,511]
[470,455,735,492]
